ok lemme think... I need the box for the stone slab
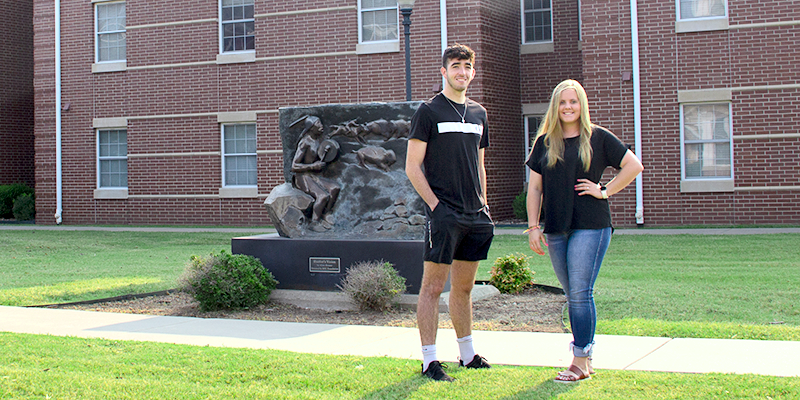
[231,233,435,294]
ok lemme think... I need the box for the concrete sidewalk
[2,305,799,377]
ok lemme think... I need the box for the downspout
[630,0,644,225]
[54,0,63,224]
[440,0,447,88]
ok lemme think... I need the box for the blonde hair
[534,79,594,171]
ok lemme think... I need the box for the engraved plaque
[309,257,341,273]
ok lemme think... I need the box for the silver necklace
[444,95,467,123]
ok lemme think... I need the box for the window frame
[521,0,553,44]
[94,1,126,64]
[676,0,727,21]
[679,101,734,192]
[97,128,128,189]
[219,0,255,55]
[675,0,728,33]
[221,123,258,188]
[357,0,400,52]
[523,114,543,183]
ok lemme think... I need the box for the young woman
[525,79,643,382]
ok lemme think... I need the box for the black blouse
[526,126,629,234]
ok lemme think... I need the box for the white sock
[457,335,476,364]
[421,345,438,371]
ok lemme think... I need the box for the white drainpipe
[630,0,644,225]
[54,0,63,224]
[440,0,447,88]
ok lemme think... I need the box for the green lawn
[2,229,800,398]
[2,333,798,400]
[2,230,799,340]
[0,230,265,306]
[481,233,800,340]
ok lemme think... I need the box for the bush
[179,250,278,312]
[338,260,406,311]
[12,193,35,221]
[0,183,34,219]
[512,190,527,220]
[490,253,535,294]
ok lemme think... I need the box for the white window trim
[93,0,127,72]
[678,93,734,193]
[95,127,129,199]
[522,103,548,184]
[221,123,258,197]
[219,0,256,56]
[356,0,400,54]
[520,0,554,45]
[520,42,554,54]
[675,0,729,33]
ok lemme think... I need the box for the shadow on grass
[501,377,577,399]
[357,375,430,400]
[15,282,170,308]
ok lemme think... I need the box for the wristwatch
[600,185,608,199]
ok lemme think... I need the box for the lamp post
[398,0,415,101]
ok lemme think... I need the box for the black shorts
[424,202,495,264]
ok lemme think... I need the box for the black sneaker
[460,354,491,369]
[422,361,455,382]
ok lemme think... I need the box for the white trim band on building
[735,186,800,192]
[730,20,800,30]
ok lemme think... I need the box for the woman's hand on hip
[575,179,603,199]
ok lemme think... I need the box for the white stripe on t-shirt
[437,122,483,135]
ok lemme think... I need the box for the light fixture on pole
[398,0,415,101]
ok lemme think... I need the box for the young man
[405,43,494,382]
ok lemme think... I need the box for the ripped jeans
[546,228,612,358]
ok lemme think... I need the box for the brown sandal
[554,365,591,383]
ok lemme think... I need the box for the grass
[3,230,800,340]
[480,233,800,340]
[0,230,267,306]
[3,228,800,398]
[2,332,799,400]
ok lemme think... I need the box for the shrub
[338,260,406,311]
[490,253,535,294]
[179,250,278,312]
[512,190,527,220]
[0,183,34,219]
[12,193,35,221]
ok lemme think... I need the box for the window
[98,129,128,188]
[524,115,542,182]
[223,124,257,186]
[677,0,726,20]
[95,2,126,62]
[681,103,732,180]
[359,0,398,43]
[221,0,255,53]
[522,0,552,43]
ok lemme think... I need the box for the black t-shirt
[526,126,629,234]
[410,93,489,213]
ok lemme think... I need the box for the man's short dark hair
[442,43,475,67]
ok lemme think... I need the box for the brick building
[31,0,799,227]
[0,1,35,187]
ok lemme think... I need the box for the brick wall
[35,0,525,225]
[520,0,583,104]
[34,0,800,227]
[476,0,525,218]
[582,0,800,226]
[0,1,35,187]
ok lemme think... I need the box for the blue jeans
[546,228,612,358]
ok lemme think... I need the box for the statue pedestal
[232,233,439,295]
